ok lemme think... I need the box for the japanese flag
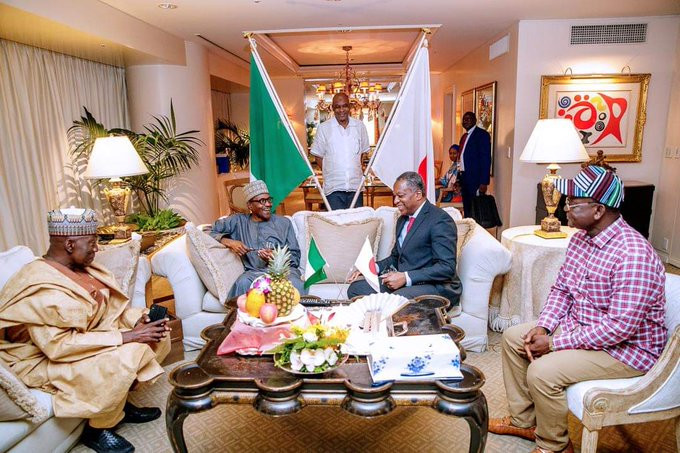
[354,237,380,292]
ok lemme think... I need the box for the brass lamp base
[534,228,567,239]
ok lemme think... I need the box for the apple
[259,303,278,324]
[236,294,247,312]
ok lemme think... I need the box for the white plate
[237,303,306,328]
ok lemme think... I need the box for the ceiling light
[158,3,178,9]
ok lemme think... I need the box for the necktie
[406,216,415,233]
[459,132,468,151]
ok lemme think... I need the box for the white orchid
[300,348,316,370]
[324,347,338,366]
[312,349,326,366]
[289,350,303,371]
[302,331,318,342]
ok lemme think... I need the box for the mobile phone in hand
[148,304,168,323]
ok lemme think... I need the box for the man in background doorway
[458,111,491,217]
[311,92,370,210]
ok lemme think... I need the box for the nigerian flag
[304,237,327,288]
[249,52,311,210]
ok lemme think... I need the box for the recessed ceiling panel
[270,29,419,66]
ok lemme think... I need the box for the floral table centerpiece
[269,324,349,374]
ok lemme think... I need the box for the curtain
[0,39,128,253]
[211,90,231,125]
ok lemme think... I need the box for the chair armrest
[457,225,512,320]
[150,235,207,320]
[130,256,151,309]
[582,326,680,422]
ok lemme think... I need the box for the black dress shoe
[81,424,134,453]
[122,402,162,424]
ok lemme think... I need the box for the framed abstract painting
[539,74,650,162]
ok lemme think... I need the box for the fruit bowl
[237,303,306,328]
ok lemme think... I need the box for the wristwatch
[548,337,555,352]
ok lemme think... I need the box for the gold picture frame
[539,74,650,162]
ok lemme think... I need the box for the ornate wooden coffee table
[166,297,488,452]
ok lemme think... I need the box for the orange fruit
[246,289,266,318]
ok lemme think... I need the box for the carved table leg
[434,388,488,453]
[166,390,213,453]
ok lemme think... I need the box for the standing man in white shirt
[311,92,370,210]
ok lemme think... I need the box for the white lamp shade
[84,136,149,179]
[519,119,590,164]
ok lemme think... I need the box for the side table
[489,225,577,332]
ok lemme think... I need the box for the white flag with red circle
[354,236,380,292]
[371,44,435,202]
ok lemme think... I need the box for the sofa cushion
[0,359,48,423]
[305,214,382,282]
[185,223,244,304]
[95,239,141,300]
[0,246,36,290]
[374,207,400,260]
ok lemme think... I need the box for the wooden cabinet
[535,181,655,238]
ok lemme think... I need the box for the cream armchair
[566,272,680,453]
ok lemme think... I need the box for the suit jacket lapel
[401,201,430,250]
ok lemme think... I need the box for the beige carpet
[70,331,677,453]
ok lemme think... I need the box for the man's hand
[122,318,171,344]
[521,326,550,362]
[347,270,361,283]
[381,272,406,291]
[134,314,151,327]
[479,184,488,195]
[257,248,274,262]
[221,238,251,256]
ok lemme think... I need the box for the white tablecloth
[489,225,577,332]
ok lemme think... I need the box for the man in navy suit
[347,172,462,306]
[458,111,491,217]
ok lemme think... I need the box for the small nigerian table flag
[354,237,380,292]
[304,237,327,288]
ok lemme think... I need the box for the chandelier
[315,46,385,122]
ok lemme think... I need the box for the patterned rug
[71,332,676,453]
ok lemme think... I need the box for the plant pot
[140,231,158,252]
[216,154,230,174]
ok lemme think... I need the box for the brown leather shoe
[530,440,574,453]
[488,416,536,441]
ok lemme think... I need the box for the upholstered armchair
[566,272,680,453]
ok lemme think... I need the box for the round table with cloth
[489,225,578,332]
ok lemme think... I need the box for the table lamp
[84,136,149,236]
[519,119,589,239]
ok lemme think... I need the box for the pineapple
[266,245,297,316]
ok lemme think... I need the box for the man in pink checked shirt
[489,166,667,453]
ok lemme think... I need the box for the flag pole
[349,30,430,209]
[246,35,332,211]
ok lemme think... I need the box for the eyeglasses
[250,197,273,205]
[564,200,599,210]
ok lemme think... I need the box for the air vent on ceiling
[570,24,647,45]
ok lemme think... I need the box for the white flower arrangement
[270,324,349,373]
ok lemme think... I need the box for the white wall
[439,24,519,230]
[651,21,680,264]
[126,42,219,225]
[511,16,680,228]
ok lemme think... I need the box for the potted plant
[68,101,201,239]
[215,119,249,172]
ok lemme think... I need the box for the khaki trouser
[501,322,642,451]
[89,336,171,429]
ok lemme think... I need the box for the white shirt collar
[410,200,426,219]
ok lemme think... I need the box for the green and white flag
[249,47,311,210]
[304,237,327,288]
